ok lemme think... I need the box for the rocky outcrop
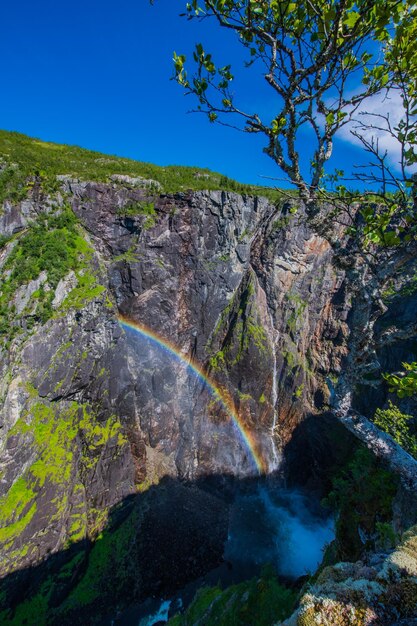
[335,409,417,489]
[282,525,417,626]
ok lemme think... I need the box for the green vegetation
[324,447,399,560]
[208,276,271,374]
[208,349,226,371]
[384,361,417,398]
[25,401,78,486]
[0,130,282,202]
[374,401,417,459]
[0,577,51,626]
[117,200,155,217]
[0,208,104,341]
[373,360,417,459]
[281,337,313,379]
[294,383,304,399]
[60,270,105,311]
[113,245,140,263]
[168,567,297,626]
[0,477,36,543]
[0,400,79,555]
[57,505,139,614]
[285,293,307,334]
[117,200,157,230]
[236,390,253,402]
[382,268,417,302]
[375,521,398,550]
[172,0,417,254]
[246,318,268,353]
[0,502,140,625]
[282,348,297,370]
[0,233,12,248]
[5,210,82,287]
[272,215,292,231]
[0,394,127,572]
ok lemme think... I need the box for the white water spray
[225,487,335,579]
[260,488,335,577]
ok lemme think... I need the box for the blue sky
[0,0,379,188]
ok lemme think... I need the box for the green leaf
[325,111,335,125]
[344,11,360,28]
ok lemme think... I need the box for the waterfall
[268,312,281,472]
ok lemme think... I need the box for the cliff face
[0,175,350,579]
[0,134,416,625]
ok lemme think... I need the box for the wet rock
[0,183,351,581]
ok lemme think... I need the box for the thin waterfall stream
[268,311,281,472]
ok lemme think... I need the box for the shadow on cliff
[0,412,357,626]
[0,472,281,625]
[283,411,358,494]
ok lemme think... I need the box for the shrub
[324,447,398,560]
[374,401,417,458]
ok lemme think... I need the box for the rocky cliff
[0,131,416,625]
[0,180,348,564]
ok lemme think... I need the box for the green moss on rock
[0,477,36,543]
[0,394,128,572]
[208,273,272,374]
[55,505,140,621]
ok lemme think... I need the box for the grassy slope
[0,129,283,203]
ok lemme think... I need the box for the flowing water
[137,601,172,626]
[268,312,281,472]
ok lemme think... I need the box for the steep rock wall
[0,181,350,580]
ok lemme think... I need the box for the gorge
[0,131,416,625]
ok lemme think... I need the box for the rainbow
[117,314,265,474]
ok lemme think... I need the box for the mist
[225,486,335,578]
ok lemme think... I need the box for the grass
[0,129,283,203]
[0,129,284,344]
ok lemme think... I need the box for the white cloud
[336,89,416,172]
